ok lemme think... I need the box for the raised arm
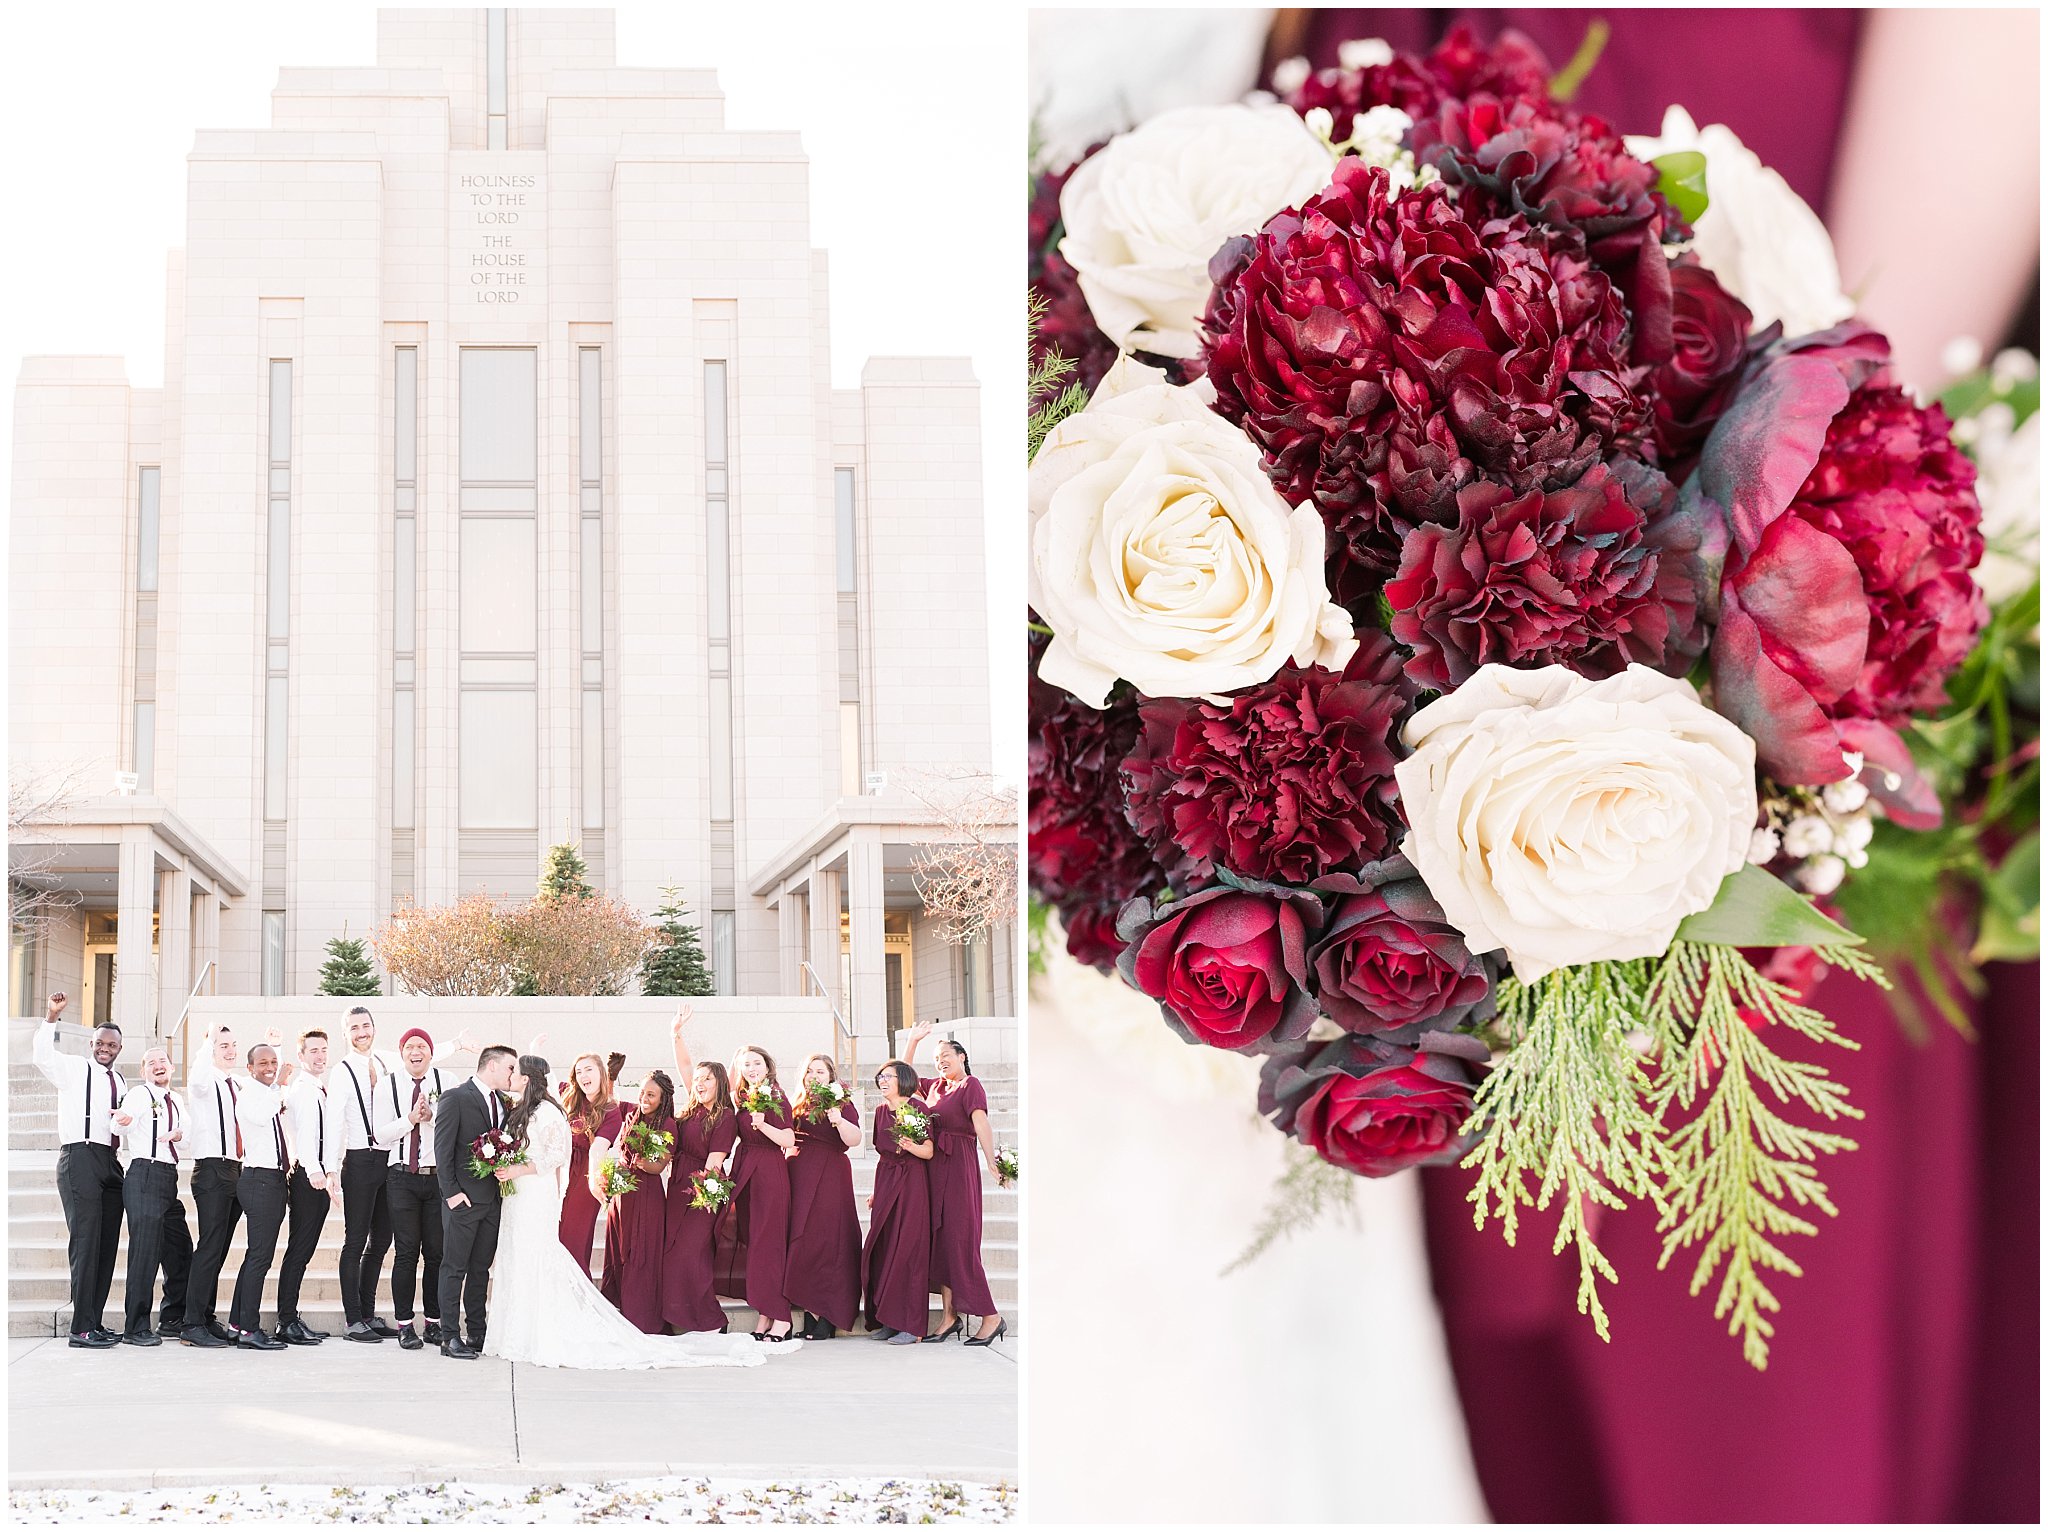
[900,1018,934,1067]
[30,995,74,1087]
[670,1005,696,1082]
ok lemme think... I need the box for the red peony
[1651,262,1754,475]
[1385,458,1707,689]
[1027,626,1164,972]
[1120,631,1412,888]
[1118,885,1319,1053]
[1258,1031,1489,1176]
[1200,157,1649,605]
[1307,858,1498,1035]
[1029,151,1121,396]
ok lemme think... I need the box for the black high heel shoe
[922,1317,963,1343]
[964,1317,1008,1348]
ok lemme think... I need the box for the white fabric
[330,1051,398,1151]
[233,1078,289,1171]
[115,1084,185,1166]
[282,1075,344,1181]
[373,1067,450,1169]
[31,1024,125,1148]
[483,1102,785,1371]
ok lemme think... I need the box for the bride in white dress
[483,1053,794,1369]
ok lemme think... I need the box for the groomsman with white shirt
[229,1043,292,1350]
[32,993,127,1349]
[179,1022,250,1347]
[329,1007,400,1340]
[275,1029,344,1346]
[111,1044,192,1346]
[373,1026,455,1349]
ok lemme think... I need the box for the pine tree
[641,885,715,997]
[537,841,594,903]
[315,931,382,997]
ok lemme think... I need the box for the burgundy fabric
[924,1074,997,1314]
[1286,9,1863,215]
[595,1106,672,1334]
[1419,963,2040,1522]
[784,1098,863,1331]
[661,1106,738,1333]
[865,1102,934,1336]
[712,1087,793,1323]
[557,1113,600,1277]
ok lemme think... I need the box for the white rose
[1059,103,1334,359]
[1395,665,1757,982]
[1626,105,1854,339]
[1030,357,1357,708]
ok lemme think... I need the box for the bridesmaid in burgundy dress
[903,1021,1009,1346]
[784,1053,863,1339]
[557,1052,615,1277]
[863,1059,933,1344]
[722,1045,797,1341]
[662,1009,737,1334]
[593,1071,675,1334]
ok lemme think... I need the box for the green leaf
[1676,863,1865,949]
[1652,150,1710,225]
[1972,831,2041,963]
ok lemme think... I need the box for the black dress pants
[56,1142,123,1334]
[385,1165,444,1323]
[184,1158,242,1328]
[337,1148,392,1323]
[230,1167,286,1335]
[276,1166,331,1326]
[438,1196,500,1344]
[121,1159,192,1335]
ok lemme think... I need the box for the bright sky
[0,1,1023,774]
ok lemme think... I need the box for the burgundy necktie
[408,1079,422,1172]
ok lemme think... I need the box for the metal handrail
[166,959,216,1078]
[798,960,853,1039]
[798,959,857,1083]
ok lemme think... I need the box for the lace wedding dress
[485,1102,786,1369]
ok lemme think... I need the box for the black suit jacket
[434,1079,506,1204]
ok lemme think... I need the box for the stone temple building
[8,7,1011,1063]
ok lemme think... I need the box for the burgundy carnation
[1029,151,1121,396]
[1258,1031,1488,1176]
[1027,626,1164,972]
[1651,262,1754,475]
[1282,23,1552,143]
[1307,857,1499,1035]
[1118,884,1319,1053]
[1200,157,1650,604]
[1120,630,1412,889]
[1385,458,1707,689]
[1789,382,1986,724]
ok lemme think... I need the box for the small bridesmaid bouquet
[800,1080,848,1124]
[739,1083,779,1117]
[687,1168,734,1213]
[468,1127,528,1197]
[596,1154,638,1200]
[889,1100,932,1145]
[623,1119,673,1166]
[994,1144,1019,1187]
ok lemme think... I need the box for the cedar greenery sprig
[1221,1138,1359,1278]
[1028,293,1090,461]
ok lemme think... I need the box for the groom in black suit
[434,1045,517,1360]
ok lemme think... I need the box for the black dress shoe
[344,1320,382,1344]
[120,1329,162,1347]
[237,1330,288,1351]
[423,1321,444,1345]
[181,1326,231,1349]
[298,1322,331,1340]
[206,1320,235,1343]
[922,1317,963,1343]
[367,1317,399,1339]
[89,1327,120,1344]
[441,1339,478,1360]
[276,1320,322,1346]
[465,1334,485,1353]
[963,1317,1009,1348]
[397,1324,423,1351]
[67,1331,116,1350]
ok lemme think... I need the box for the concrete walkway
[6,1332,1015,1491]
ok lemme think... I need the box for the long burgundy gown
[713,1087,794,1325]
[923,1075,996,1315]
[863,1101,933,1336]
[595,1105,672,1335]
[558,1108,602,1277]
[661,1105,738,1333]
[1278,12,2039,1524]
[784,1096,863,1332]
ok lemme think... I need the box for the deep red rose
[1385,458,1707,688]
[1200,157,1650,604]
[1704,326,1984,824]
[1029,152,1121,396]
[1118,885,1317,1052]
[1027,625,1165,972]
[1259,1032,1488,1177]
[1282,23,1552,144]
[1651,262,1754,475]
[1307,858,1499,1035]
[1120,631,1412,888]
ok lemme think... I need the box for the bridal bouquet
[798,1080,849,1125]
[468,1127,528,1197]
[687,1168,735,1214]
[889,1100,933,1146]
[1027,24,1993,1369]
